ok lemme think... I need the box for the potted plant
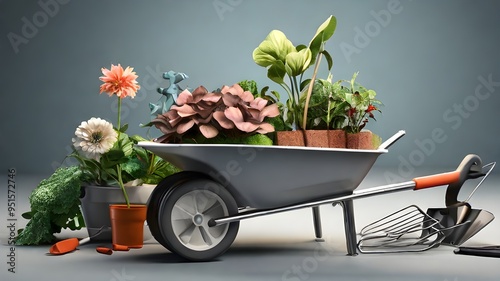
[149,82,280,145]
[16,64,180,246]
[298,74,348,148]
[252,15,337,146]
[338,72,382,149]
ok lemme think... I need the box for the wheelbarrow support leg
[312,206,323,241]
[339,200,358,256]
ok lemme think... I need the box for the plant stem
[281,77,297,129]
[288,76,296,105]
[327,94,331,129]
[292,76,300,104]
[302,52,323,130]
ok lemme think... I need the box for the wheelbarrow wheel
[157,178,239,261]
[147,172,208,251]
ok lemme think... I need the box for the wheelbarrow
[138,130,491,261]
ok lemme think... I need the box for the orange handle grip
[413,171,460,190]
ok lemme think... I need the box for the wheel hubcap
[171,190,229,251]
[193,214,203,226]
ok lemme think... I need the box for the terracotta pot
[328,130,346,148]
[80,184,155,241]
[277,130,347,148]
[276,131,305,146]
[346,131,374,150]
[109,204,147,248]
[304,130,329,148]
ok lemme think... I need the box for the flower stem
[115,96,129,207]
[117,165,130,208]
[117,97,122,131]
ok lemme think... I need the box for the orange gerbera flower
[99,64,140,98]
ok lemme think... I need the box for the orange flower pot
[109,204,147,249]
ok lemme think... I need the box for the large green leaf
[309,15,337,63]
[116,133,134,157]
[253,47,279,68]
[267,61,287,84]
[284,48,312,77]
[313,15,337,43]
[322,50,333,71]
[100,149,126,169]
[253,30,295,67]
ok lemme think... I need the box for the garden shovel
[49,226,107,255]
[49,237,91,255]
[425,160,495,246]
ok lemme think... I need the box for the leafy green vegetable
[16,166,84,245]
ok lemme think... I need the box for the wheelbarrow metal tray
[139,142,387,209]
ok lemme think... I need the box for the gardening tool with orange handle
[49,226,107,255]
[49,237,91,255]
[357,155,496,253]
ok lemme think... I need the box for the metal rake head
[357,205,448,253]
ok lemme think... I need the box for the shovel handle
[412,154,484,191]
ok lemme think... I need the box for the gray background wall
[1,0,499,179]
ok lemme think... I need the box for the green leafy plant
[298,74,347,130]
[16,167,84,245]
[253,15,337,130]
[338,72,382,134]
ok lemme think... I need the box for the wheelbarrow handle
[413,171,460,190]
[412,154,483,191]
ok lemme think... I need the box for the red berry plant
[339,72,382,134]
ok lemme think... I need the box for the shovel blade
[450,209,494,246]
[49,238,79,255]
[426,207,494,246]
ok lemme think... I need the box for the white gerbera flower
[72,117,118,160]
